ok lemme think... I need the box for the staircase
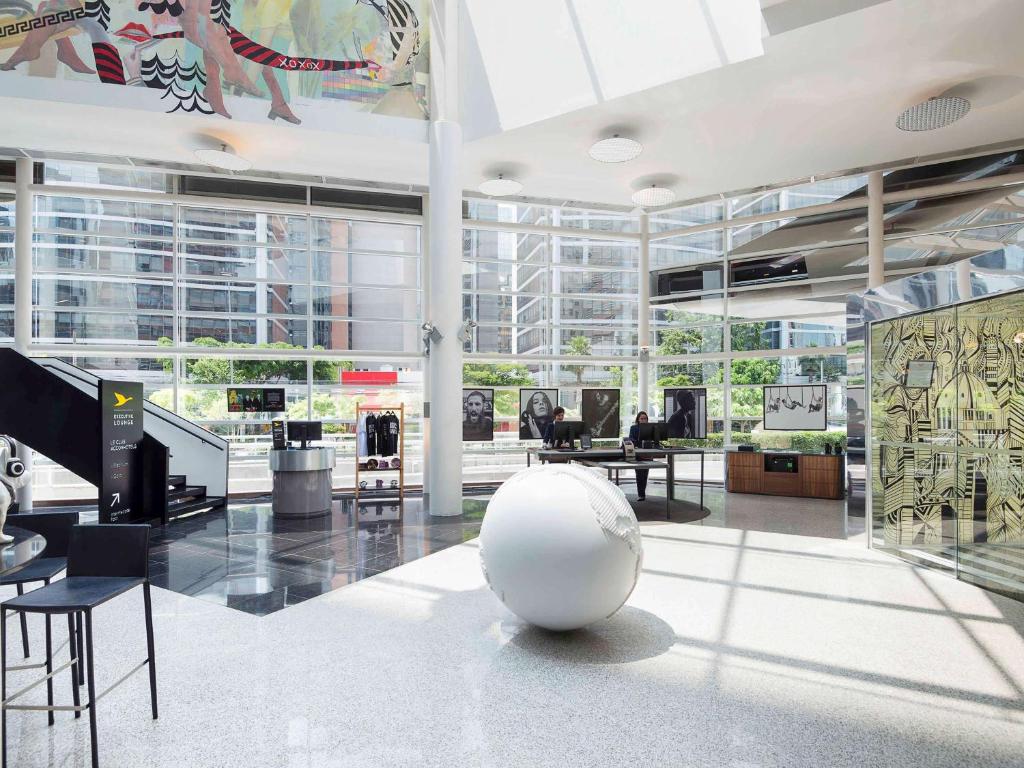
[0,349,229,525]
[167,475,225,520]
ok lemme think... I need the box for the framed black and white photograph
[582,389,621,439]
[463,388,494,442]
[763,384,827,431]
[664,388,707,439]
[519,389,558,440]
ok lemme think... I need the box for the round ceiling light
[896,96,971,132]
[478,174,523,196]
[631,185,675,207]
[589,135,643,163]
[194,142,252,172]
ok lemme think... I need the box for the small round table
[0,526,46,577]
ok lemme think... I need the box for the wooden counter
[726,450,844,500]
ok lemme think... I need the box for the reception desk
[726,450,844,500]
[269,447,336,517]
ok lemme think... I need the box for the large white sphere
[480,464,643,631]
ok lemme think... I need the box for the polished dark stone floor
[31,479,857,616]
[147,497,486,616]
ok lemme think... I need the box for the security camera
[457,318,479,344]
[421,322,443,356]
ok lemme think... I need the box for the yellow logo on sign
[113,392,134,408]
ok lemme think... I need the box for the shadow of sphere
[505,606,675,665]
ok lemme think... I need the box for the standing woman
[628,411,650,502]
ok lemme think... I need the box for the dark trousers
[635,469,649,497]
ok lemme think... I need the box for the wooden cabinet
[726,451,762,494]
[726,451,843,500]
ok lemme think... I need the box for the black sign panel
[263,389,286,411]
[271,419,287,450]
[99,380,144,524]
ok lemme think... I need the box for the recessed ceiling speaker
[896,96,971,132]
[631,185,675,207]
[589,134,643,163]
[478,174,523,196]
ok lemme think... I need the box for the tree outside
[564,334,592,385]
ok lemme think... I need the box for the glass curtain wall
[461,200,639,483]
[9,152,1023,500]
[649,159,1024,475]
[649,177,864,459]
[21,163,424,500]
[0,192,13,341]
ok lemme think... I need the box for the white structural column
[424,0,463,516]
[867,170,885,289]
[637,213,651,413]
[956,259,973,302]
[14,157,33,510]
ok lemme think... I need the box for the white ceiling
[464,0,1024,207]
[2,0,1023,209]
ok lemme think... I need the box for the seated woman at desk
[627,411,650,502]
[542,407,567,448]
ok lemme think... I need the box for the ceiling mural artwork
[870,292,1024,551]
[0,0,429,123]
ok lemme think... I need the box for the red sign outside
[341,371,399,386]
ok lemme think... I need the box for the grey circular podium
[269,447,336,518]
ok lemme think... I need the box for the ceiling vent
[896,96,971,132]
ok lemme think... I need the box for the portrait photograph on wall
[664,388,707,439]
[581,389,621,439]
[519,389,558,440]
[763,385,827,431]
[462,388,494,442]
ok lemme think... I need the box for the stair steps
[165,474,225,521]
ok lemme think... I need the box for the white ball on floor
[480,464,643,631]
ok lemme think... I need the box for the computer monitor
[635,421,669,447]
[287,420,322,449]
[552,420,586,448]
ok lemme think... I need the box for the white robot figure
[0,437,29,544]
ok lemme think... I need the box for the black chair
[1,524,157,768]
[0,511,80,665]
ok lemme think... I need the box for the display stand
[355,403,405,502]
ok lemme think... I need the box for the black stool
[1,524,157,768]
[0,511,80,668]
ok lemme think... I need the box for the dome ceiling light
[631,185,675,207]
[589,134,643,163]
[194,140,252,172]
[478,174,523,197]
[896,96,971,132]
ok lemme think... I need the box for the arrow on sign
[112,492,121,507]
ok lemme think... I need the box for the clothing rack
[355,402,405,502]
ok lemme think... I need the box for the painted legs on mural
[263,67,300,124]
[181,0,262,97]
[202,55,231,118]
[55,37,95,73]
[0,0,92,72]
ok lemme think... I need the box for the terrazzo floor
[3,487,1024,767]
